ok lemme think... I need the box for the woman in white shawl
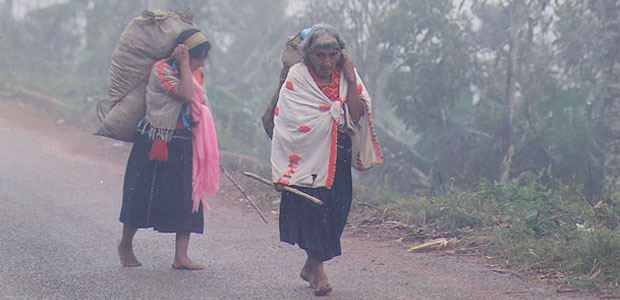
[271,24,382,296]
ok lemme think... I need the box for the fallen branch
[242,172,323,205]
[492,268,510,274]
[221,166,268,223]
[455,245,484,253]
[492,268,524,280]
[407,238,458,253]
[504,290,527,295]
[556,288,579,293]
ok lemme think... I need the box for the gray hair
[301,24,346,65]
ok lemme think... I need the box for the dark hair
[172,28,211,59]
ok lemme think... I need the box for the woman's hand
[168,44,193,103]
[172,44,190,65]
[341,52,364,122]
[342,52,356,85]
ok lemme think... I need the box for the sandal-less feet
[313,284,333,297]
[172,263,204,271]
[301,272,317,288]
[118,245,142,267]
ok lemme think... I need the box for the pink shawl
[191,77,220,212]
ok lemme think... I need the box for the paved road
[0,99,596,300]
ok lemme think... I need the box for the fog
[1,0,618,198]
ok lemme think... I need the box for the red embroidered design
[285,81,294,90]
[281,154,301,184]
[155,60,178,93]
[309,67,341,101]
[325,119,338,189]
[274,106,279,116]
[319,105,331,110]
[357,84,363,96]
[354,99,383,170]
[298,126,311,133]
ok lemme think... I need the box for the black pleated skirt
[119,122,204,233]
[279,134,353,261]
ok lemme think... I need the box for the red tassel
[149,139,168,161]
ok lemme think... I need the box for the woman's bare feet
[300,259,316,288]
[118,243,141,267]
[172,257,204,270]
[172,232,203,270]
[310,264,331,296]
[313,284,333,297]
[303,251,332,296]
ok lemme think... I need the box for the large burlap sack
[261,32,304,139]
[95,8,196,142]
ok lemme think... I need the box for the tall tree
[596,0,620,193]
[194,0,289,99]
[190,0,292,159]
[1,0,13,36]
[375,0,474,187]
[300,0,393,98]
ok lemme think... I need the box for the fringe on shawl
[138,119,177,143]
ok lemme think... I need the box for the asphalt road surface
[0,98,596,300]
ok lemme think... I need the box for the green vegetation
[355,178,620,295]
[1,0,618,296]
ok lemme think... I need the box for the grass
[356,178,620,296]
[6,59,619,297]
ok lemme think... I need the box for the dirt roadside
[0,92,600,300]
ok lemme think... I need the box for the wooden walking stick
[220,166,269,223]
[242,172,323,205]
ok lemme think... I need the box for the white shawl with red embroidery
[271,62,382,189]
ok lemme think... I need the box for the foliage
[195,0,291,110]
[569,228,620,292]
[0,1,148,108]
[359,177,620,294]
[2,0,619,294]
[207,84,267,158]
[0,0,275,156]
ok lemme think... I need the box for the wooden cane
[220,166,269,223]
[242,172,323,205]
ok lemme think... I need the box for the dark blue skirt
[119,122,204,233]
[279,134,353,261]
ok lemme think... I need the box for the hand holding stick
[242,172,323,205]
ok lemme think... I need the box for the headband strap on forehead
[313,35,337,44]
[185,31,208,50]
[308,35,340,52]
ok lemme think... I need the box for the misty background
[2,0,618,199]
[1,0,620,292]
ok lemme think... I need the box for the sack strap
[96,71,150,123]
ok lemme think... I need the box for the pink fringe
[191,77,219,212]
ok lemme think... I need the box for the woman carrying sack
[271,24,382,296]
[117,28,219,270]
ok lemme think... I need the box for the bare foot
[118,244,141,267]
[301,264,316,288]
[311,265,331,296]
[172,258,204,271]
[313,284,333,297]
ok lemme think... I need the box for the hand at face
[172,44,190,65]
[342,52,356,85]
